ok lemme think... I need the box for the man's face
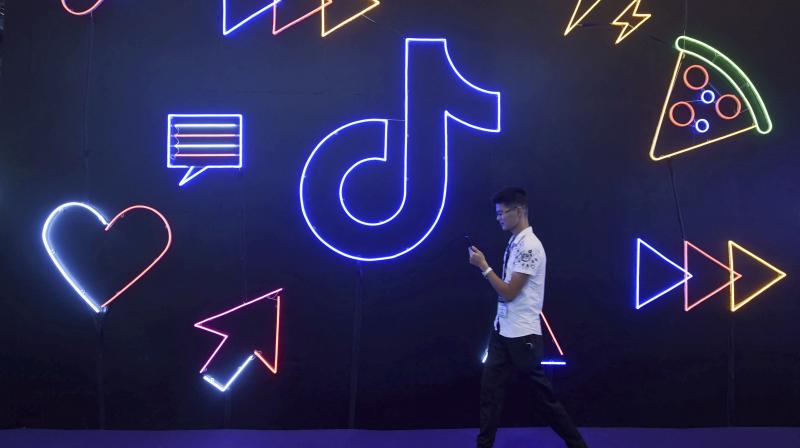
[495,203,519,231]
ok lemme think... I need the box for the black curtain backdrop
[1,0,798,429]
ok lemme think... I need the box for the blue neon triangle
[635,238,692,309]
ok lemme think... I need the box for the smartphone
[464,235,475,249]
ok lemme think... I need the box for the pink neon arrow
[195,288,282,376]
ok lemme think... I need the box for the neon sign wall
[300,38,501,262]
[42,203,173,314]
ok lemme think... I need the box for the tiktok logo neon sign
[300,38,502,261]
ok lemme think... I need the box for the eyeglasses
[495,207,519,218]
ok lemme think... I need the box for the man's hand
[468,246,490,271]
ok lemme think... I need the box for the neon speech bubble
[167,114,244,187]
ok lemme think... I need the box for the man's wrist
[481,266,493,277]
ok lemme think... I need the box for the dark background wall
[1,0,798,430]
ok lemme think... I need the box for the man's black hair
[492,187,527,208]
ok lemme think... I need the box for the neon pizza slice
[649,36,772,161]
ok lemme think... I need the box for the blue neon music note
[300,38,502,261]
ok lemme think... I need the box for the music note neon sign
[300,38,501,262]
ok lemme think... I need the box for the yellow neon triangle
[321,0,380,37]
[728,241,787,312]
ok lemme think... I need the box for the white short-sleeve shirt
[494,226,546,337]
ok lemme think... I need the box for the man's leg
[508,334,588,448]
[477,330,512,448]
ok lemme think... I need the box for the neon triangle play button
[728,241,786,311]
[635,238,692,309]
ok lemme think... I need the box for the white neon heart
[42,202,172,314]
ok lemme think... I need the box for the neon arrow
[194,288,282,392]
[635,238,692,309]
[320,0,380,37]
[684,240,742,312]
[728,241,786,312]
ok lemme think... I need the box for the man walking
[468,187,587,448]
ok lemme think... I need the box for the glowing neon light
[635,238,692,309]
[480,312,567,365]
[61,0,106,16]
[564,0,603,36]
[272,0,331,35]
[649,36,772,161]
[300,38,501,262]
[716,94,742,120]
[482,350,566,366]
[669,101,695,127]
[174,134,239,138]
[168,114,243,187]
[684,241,741,312]
[42,203,172,314]
[222,0,281,36]
[540,312,565,357]
[320,0,380,37]
[174,124,239,128]
[728,241,786,312]
[174,154,239,158]
[541,361,568,366]
[610,0,652,45]
[203,355,255,392]
[195,289,282,392]
[683,64,709,91]
[694,119,710,133]
[700,90,716,104]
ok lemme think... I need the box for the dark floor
[1,427,799,447]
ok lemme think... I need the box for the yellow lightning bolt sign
[564,0,604,36]
[611,0,652,44]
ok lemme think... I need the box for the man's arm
[468,247,530,301]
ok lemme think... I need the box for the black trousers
[477,330,587,448]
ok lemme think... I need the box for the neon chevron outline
[683,240,741,312]
[320,0,380,37]
[635,238,692,309]
[223,0,282,36]
[728,241,786,312]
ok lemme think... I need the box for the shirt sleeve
[510,242,539,276]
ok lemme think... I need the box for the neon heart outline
[61,0,107,16]
[42,202,172,313]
